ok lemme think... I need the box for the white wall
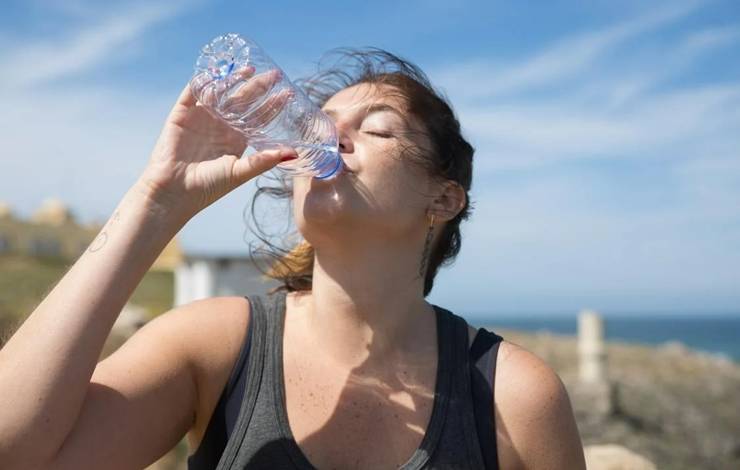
[174,256,280,307]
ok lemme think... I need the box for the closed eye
[365,131,393,138]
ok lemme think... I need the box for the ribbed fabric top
[188,291,503,469]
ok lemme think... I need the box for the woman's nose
[336,124,354,154]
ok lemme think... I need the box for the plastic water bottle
[190,33,343,179]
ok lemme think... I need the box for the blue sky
[1,0,738,316]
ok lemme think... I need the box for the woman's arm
[494,341,587,470]
[0,74,296,469]
[0,184,187,469]
[51,295,252,470]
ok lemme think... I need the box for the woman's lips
[339,157,356,174]
[333,158,352,175]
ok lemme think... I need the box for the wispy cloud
[0,1,192,88]
[462,82,740,171]
[427,4,740,172]
[433,0,705,101]
[599,24,740,107]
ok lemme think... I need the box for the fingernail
[280,154,298,162]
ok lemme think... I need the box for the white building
[174,253,281,306]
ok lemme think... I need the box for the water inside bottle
[269,141,343,179]
[293,142,338,153]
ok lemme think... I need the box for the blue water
[476,315,740,362]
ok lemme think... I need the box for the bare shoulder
[49,296,251,469]
[164,296,252,449]
[125,296,251,443]
[167,295,251,371]
[108,296,249,452]
[493,340,586,470]
[140,295,251,386]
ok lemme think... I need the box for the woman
[0,49,585,469]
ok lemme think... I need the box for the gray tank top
[191,291,503,469]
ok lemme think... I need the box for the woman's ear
[428,180,466,222]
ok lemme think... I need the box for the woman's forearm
[0,180,187,464]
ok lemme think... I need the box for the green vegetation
[0,254,173,344]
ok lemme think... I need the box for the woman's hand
[137,67,297,222]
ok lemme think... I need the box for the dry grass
[0,253,173,346]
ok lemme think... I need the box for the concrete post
[578,309,607,384]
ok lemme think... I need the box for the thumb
[231,147,298,183]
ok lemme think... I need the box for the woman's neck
[289,241,436,369]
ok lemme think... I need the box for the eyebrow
[323,103,408,125]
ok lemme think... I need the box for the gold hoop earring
[419,214,436,279]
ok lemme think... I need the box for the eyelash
[365,131,393,138]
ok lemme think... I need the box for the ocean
[475,314,740,362]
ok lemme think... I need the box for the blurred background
[0,0,738,468]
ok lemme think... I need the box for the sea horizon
[468,313,740,362]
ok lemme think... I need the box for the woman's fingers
[230,88,293,128]
[177,82,198,107]
[231,146,298,184]
[186,66,287,132]
[237,68,283,100]
[189,65,258,109]
[232,65,257,81]
[189,71,214,106]
[219,68,284,118]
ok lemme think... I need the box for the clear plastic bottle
[190,33,343,179]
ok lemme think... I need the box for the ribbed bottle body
[191,33,342,179]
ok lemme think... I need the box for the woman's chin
[300,194,351,226]
[296,175,351,218]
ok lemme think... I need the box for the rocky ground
[494,328,740,470]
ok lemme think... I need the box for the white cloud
[0,1,192,88]
[462,82,740,171]
[432,0,705,102]
[427,9,740,172]
[598,25,740,108]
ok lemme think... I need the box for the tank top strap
[469,327,504,470]
[215,291,281,470]
[452,311,492,468]
[429,307,503,470]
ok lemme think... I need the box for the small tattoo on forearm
[88,210,120,253]
[88,232,108,252]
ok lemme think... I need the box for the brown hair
[247,47,474,297]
